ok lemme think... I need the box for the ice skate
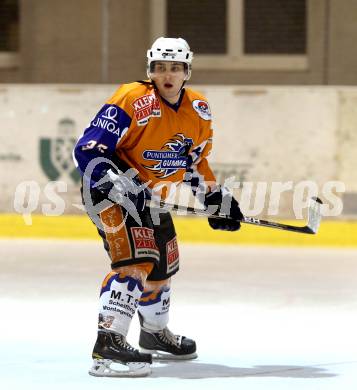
[139,326,197,360]
[89,330,152,377]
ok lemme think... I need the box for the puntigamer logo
[142,133,193,178]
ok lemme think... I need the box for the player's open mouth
[164,83,173,88]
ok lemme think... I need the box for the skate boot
[139,326,197,360]
[89,330,152,377]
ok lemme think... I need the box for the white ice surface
[0,240,356,389]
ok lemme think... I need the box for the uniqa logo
[39,118,81,183]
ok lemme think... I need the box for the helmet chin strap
[179,80,187,93]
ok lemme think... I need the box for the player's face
[150,61,186,104]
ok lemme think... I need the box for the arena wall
[0,85,356,218]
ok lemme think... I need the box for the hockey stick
[147,197,322,235]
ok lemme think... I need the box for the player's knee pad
[138,278,171,331]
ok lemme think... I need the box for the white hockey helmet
[147,37,193,80]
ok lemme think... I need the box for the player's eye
[171,64,184,72]
[154,64,166,72]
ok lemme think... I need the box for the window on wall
[0,0,20,67]
[244,0,307,55]
[150,0,308,70]
[166,0,227,54]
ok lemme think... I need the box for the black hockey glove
[203,188,244,232]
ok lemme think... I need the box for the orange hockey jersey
[74,81,216,197]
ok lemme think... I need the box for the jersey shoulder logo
[91,104,130,138]
[142,133,193,179]
[192,99,211,121]
[132,93,161,126]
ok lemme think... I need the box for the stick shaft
[146,198,321,235]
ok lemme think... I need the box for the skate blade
[140,348,197,361]
[89,359,151,378]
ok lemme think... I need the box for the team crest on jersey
[192,99,211,121]
[132,93,161,126]
[142,133,193,178]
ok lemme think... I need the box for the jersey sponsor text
[132,94,161,126]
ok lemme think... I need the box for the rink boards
[0,213,356,247]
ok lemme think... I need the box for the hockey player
[73,37,244,377]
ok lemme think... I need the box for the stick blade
[306,197,323,234]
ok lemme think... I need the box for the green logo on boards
[39,118,81,183]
